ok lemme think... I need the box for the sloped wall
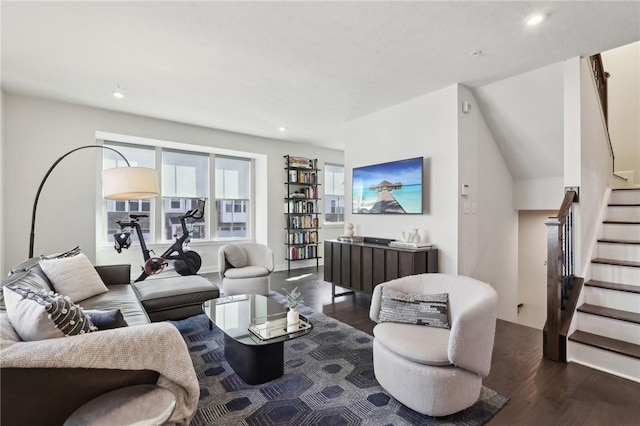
[457,86,518,322]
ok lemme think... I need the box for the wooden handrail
[544,189,578,361]
[589,54,615,172]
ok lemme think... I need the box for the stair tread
[608,203,640,207]
[592,258,640,268]
[603,220,640,225]
[612,188,640,191]
[569,330,640,359]
[598,238,640,245]
[585,280,640,294]
[578,303,640,325]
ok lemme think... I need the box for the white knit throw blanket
[0,313,199,425]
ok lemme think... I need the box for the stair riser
[585,287,640,312]
[591,263,640,286]
[601,223,640,241]
[577,312,640,345]
[605,206,640,222]
[569,341,640,383]
[610,190,640,205]
[596,242,640,263]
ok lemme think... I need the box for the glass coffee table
[202,294,312,385]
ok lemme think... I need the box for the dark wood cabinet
[324,240,439,297]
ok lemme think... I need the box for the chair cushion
[373,322,451,366]
[224,266,270,279]
[223,245,248,268]
[379,287,450,329]
[39,253,109,303]
[3,284,96,341]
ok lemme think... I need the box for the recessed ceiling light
[471,50,482,57]
[279,126,287,132]
[113,85,124,98]
[526,14,545,26]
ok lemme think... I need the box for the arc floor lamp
[29,145,160,258]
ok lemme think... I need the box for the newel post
[545,218,562,361]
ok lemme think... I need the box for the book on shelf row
[286,156,318,169]
[288,245,319,260]
[287,169,318,184]
[287,230,319,245]
[288,215,319,229]
[285,200,316,214]
[289,186,319,198]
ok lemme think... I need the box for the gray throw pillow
[85,309,128,330]
[3,284,97,341]
[223,245,248,268]
[379,287,450,329]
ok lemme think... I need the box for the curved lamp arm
[29,145,131,258]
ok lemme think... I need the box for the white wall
[518,210,557,330]
[457,86,518,322]
[2,93,343,275]
[514,177,564,210]
[602,41,640,186]
[577,58,615,279]
[0,90,4,275]
[341,85,459,274]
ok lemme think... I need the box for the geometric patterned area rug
[172,293,509,426]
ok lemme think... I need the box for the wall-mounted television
[352,157,423,214]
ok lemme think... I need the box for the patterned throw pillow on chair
[3,284,97,341]
[379,286,450,329]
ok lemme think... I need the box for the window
[215,156,251,239]
[324,164,345,224]
[162,150,209,240]
[102,139,254,245]
[104,143,155,242]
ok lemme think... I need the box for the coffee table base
[224,334,284,385]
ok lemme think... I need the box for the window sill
[323,222,344,228]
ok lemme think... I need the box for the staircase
[568,188,640,382]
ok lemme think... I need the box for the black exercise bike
[113,199,205,282]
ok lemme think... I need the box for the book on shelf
[388,241,435,249]
[286,156,317,169]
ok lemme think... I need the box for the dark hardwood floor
[209,267,640,425]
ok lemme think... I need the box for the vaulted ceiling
[2,1,639,150]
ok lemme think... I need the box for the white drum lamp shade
[102,167,160,200]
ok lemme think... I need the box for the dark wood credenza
[324,239,439,297]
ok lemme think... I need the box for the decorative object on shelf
[284,155,322,273]
[345,223,354,237]
[284,287,304,325]
[402,228,420,243]
[29,145,159,258]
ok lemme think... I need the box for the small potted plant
[284,287,303,325]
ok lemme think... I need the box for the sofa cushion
[3,284,96,341]
[223,245,248,268]
[86,309,128,330]
[379,287,450,329]
[374,322,451,366]
[39,253,109,303]
[224,266,270,279]
[133,275,219,313]
[80,284,150,326]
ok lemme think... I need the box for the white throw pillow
[3,285,96,341]
[39,253,109,302]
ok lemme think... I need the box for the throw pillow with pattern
[379,287,450,329]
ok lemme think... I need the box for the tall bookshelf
[284,155,321,273]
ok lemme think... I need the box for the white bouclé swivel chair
[218,243,274,296]
[369,273,498,417]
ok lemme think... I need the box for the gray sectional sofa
[0,256,219,426]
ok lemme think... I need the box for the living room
[2,1,639,425]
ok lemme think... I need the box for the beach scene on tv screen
[352,157,422,214]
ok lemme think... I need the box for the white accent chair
[369,273,498,416]
[218,243,274,296]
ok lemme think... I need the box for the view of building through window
[324,163,345,223]
[104,143,154,242]
[215,156,251,238]
[162,150,209,240]
[103,141,253,245]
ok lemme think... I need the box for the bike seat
[130,214,149,219]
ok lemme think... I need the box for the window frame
[324,163,345,225]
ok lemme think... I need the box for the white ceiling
[2,1,639,150]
